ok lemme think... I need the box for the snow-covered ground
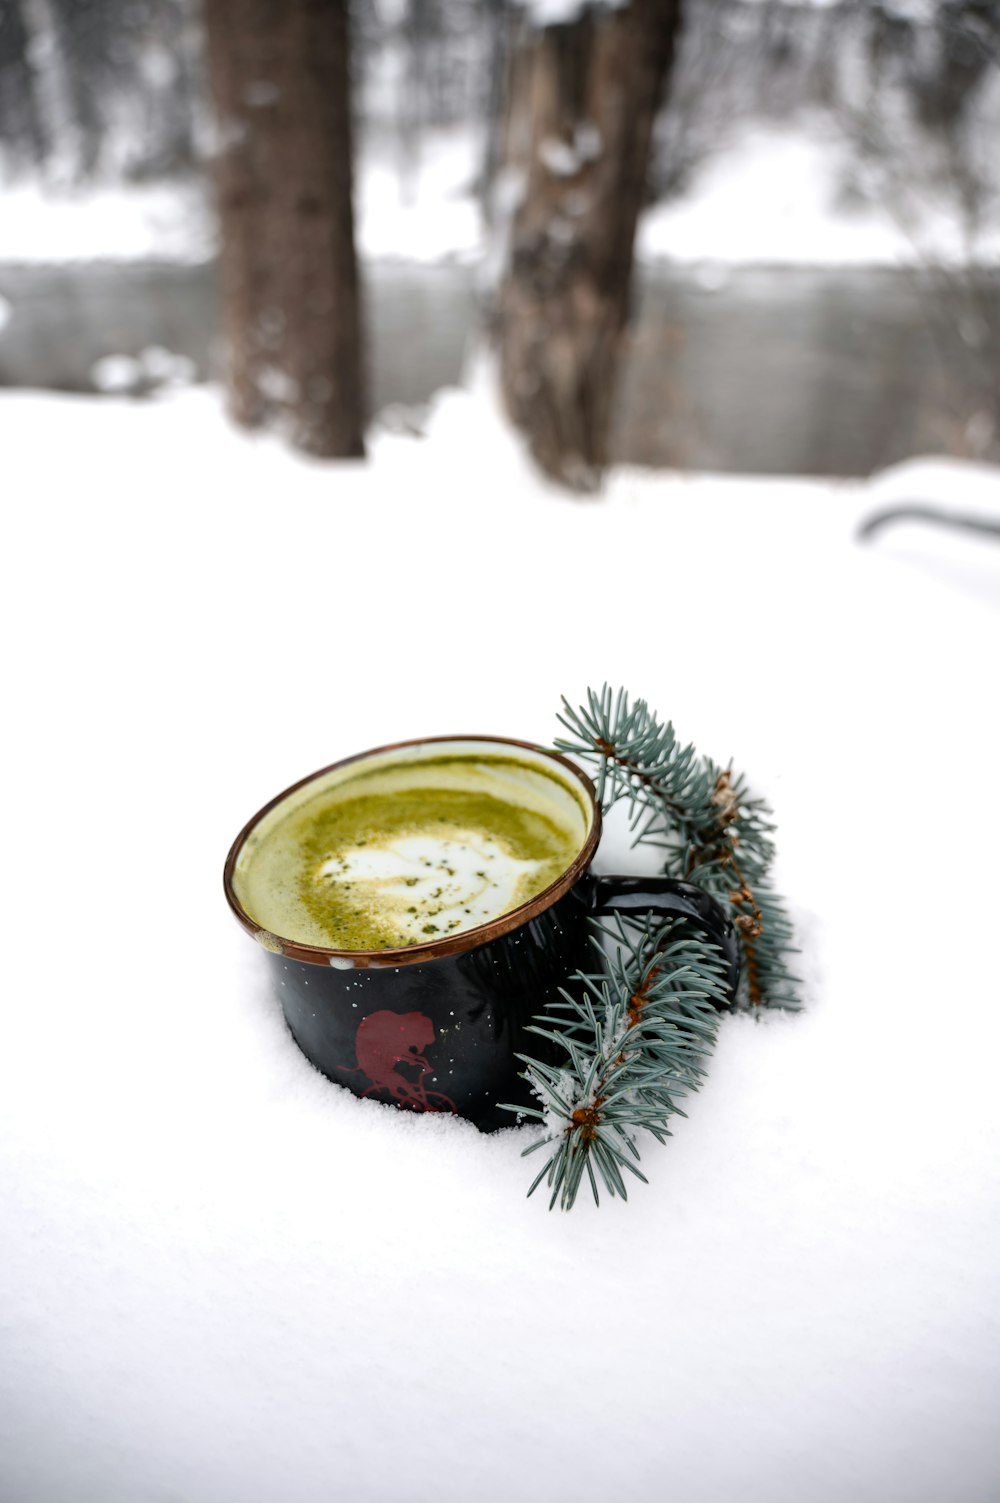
[0,178,217,265]
[356,129,483,264]
[0,132,484,266]
[2,379,998,1503]
[3,118,998,268]
[639,118,1000,268]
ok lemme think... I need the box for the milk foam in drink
[231,744,591,951]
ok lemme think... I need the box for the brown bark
[497,0,683,490]
[202,0,366,458]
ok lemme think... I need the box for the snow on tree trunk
[202,0,366,458]
[497,0,683,491]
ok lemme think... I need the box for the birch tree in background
[202,0,366,458]
[496,0,684,490]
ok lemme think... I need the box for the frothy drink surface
[233,752,588,950]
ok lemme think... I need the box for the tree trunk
[202,0,366,458]
[497,0,683,490]
[1,5,44,165]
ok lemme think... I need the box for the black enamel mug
[224,736,740,1131]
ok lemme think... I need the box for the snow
[356,129,483,264]
[91,347,197,394]
[520,0,626,25]
[0,180,217,265]
[2,378,999,1503]
[519,0,859,20]
[539,124,603,179]
[0,130,483,267]
[4,112,998,271]
[639,118,1000,268]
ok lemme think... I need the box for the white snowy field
[638,117,1000,269]
[4,116,998,269]
[2,381,999,1503]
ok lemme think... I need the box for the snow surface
[4,116,998,269]
[638,118,1000,268]
[356,129,483,264]
[0,180,217,265]
[91,347,198,394]
[0,130,483,268]
[520,0,626,26]
[2,379,999,1503]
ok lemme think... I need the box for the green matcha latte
[231,744,591,951]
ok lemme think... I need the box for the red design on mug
[344,1010,457,1114]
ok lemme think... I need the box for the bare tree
[0,2,49,166]
[202,0,366,458]
[495,0,684,490]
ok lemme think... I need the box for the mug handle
[580,873,741,1007]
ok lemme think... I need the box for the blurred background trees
[495,1,684,490]
[0,0,997,480]
[1,0,203,180]
[202,0,365,457]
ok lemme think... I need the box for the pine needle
[503,685,801,1210]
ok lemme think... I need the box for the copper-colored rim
[223,735,601,968]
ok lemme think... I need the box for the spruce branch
[555,686,800,1011]
[555,685,705,829]
[503,913,731,1211]
[506,685,800,1210]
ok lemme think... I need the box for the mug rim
[223,734,602,969]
